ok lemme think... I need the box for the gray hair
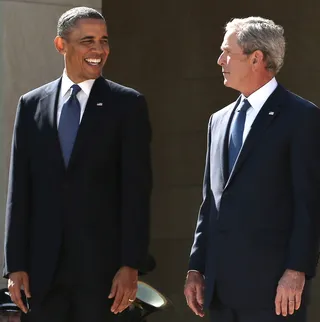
[225,17,285,74]
[57,7,105,38]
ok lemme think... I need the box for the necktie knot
[70,84,81,97]
[239,99,251,113]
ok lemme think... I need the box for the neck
[64,68,98,84]
[242,74,274,97]
[64,70,81,84]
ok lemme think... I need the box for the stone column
[0,0,101,286]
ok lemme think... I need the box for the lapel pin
[97,102,103,107]
[268,111,274,115]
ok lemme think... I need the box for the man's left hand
[109,266,138,314]
[275,269,305,317]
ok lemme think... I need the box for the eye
[81,40,93,45]
[220,49,228,55]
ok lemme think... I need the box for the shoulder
[13,79,61,121]
[284,88,318,110]
[209,99,239,125]
[215,101,238,117]
[21,79,61,104]
[104,79,143,99]
[102,79,148,116]
[22,79,60,98]
[281,87,320,121]
[270,85,320,135]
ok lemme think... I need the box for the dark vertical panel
[102,1,320,321]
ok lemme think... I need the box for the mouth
[84,58,102,66]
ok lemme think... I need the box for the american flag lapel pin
[268,111,274,115]
[97,102,103,107]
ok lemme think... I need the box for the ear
[54,36,66,54]
[251,50,264,67]
[251,50,264,70]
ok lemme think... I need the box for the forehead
[70,18,108,35]
[221,31,241,51]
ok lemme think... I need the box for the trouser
[209,295,307,322]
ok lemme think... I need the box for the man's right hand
[8,271,31,314]
[184,271,205,317]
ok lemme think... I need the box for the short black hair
[57,7,105,38]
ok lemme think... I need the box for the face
[217,31,254,93]
[54,18,110,83]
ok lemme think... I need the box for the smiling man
[3,7,152,322]
[184,17,320,322]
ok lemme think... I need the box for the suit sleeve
[188,115,213,274]
[286,105,320,278]
[120,94,152,270]
[3,96,30,278]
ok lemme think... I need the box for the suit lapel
[210,97,241,187]
[38,78,61,127]
[224,85,285,188]
[67,77,110,170]
[37,78,65,171]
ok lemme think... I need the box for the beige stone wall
[102,1,320,321]
[0,0,101,286]
[0,3,5,289]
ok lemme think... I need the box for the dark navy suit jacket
[189,84,320,309]
[3,76,152,303]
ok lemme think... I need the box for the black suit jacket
[3,76,152,301]
[189,84,320,309]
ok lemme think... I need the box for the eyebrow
[221,45,230,51]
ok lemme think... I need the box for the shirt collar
[240,77,278,110]
[60,70,96,97]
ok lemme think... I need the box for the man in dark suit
[3,7,152,322]
[184,17,320,322]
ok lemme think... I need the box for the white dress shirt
[57,71,95,128]
[229,77,278,144]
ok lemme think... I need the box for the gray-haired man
[185,16,320,322]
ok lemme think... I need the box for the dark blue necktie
[58,84,81,166]
[228,99,251,175]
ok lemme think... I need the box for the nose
[217,52,225,66]
[92,41,105,54]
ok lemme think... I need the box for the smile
[85,58,102,66]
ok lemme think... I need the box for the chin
[86,71,102,80]
[223,80,239,91]
[92,72,102,79]
[85,65,103,77]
